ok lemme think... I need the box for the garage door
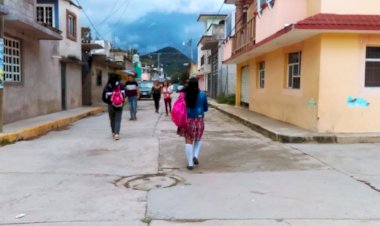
[241,66,250,105]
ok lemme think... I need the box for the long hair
[107,73,119,88]
[185,77,200,109]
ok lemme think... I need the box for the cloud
[79,0,235,57]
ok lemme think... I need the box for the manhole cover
[115,174,182,191]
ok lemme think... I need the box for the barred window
[4,37,21,83]
[287,52,302,89]
[258,61,265,89]
[36,4,55,27]
[365,47,380,87]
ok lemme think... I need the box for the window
[287,52,301,89]
[258,61,265,89]
[257,0,275,12]
[201,56,205,66]
[36,4,55,27]
[365,47,380,87]
[66,10,77,41]
[4,37,21,83]
[96,70,102,86]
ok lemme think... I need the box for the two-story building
[1,0,82,124]
[82,37,131,106]
[225,0,380,133]
[197,14,237,98]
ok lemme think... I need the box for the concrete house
[197,14,237,98]
[0,0,82,124]
[82,38,131,106]
[225,0,380,133]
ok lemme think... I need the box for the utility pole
[157,53,161,70]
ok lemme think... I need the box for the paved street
[0,100,380,225]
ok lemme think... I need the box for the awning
[60,56,83,65]
[82,43,103,52]
[116,69,136,80]
[4,15,62,40]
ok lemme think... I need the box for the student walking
[152,80,162,113]
[125,75,140,120]
[162,81,173,116]
[177,77,208,170]
[102,74,126,140]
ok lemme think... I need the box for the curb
[209,103,332,144]
[0,107,104,146]
[210,102,339,144]
[210,102,380,144]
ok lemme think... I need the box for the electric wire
[75,0,105,40]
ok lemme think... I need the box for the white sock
[185,144,194,166]
[193,140,202,158]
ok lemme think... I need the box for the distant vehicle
[177,84,185,91]
[139,81,154,99]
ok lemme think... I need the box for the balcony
[199,24,225,50]
[231,17,255,56]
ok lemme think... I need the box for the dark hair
[107,73,119,88]
[185,77,200,109]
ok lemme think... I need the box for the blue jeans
[128,96,138,119]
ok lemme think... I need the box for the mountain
[141,47,191,78]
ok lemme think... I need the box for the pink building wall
[255,0,308,43]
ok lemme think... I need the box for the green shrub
[216,94,236,105]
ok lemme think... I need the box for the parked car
[139,81,154,99]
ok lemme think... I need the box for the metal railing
[232,17,256,55]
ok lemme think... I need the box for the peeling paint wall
[4,37,61,123]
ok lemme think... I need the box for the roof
[197,14,227,22]
[225,13,380,64]
[295,13,380,30]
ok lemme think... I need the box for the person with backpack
[125,75,140,120]
[102,74,126,140]
[176,77,208,170]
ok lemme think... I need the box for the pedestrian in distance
[152,80,162,113]
[102,73,126,140]
[125,75,140,120]
[162,80,173,116]
[177,77,208,170]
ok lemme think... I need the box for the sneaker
[187,166,194,170]
[112,133,115,138]
[114,134,120,140]
[193,157,199,165]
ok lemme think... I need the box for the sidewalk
[209,99,380,143]
[0,107,104,145]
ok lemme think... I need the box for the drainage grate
[115,174,183,191]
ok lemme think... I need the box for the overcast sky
[78,0,234,57]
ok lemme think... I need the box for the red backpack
[171,92,188,127]
[111,83,124,108]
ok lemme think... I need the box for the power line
[99,0,123,26]
[75,0,105,40]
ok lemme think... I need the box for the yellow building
[225,0,380,133]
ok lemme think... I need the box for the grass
[216,94,236,105]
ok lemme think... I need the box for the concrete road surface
[0,99,379,225]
